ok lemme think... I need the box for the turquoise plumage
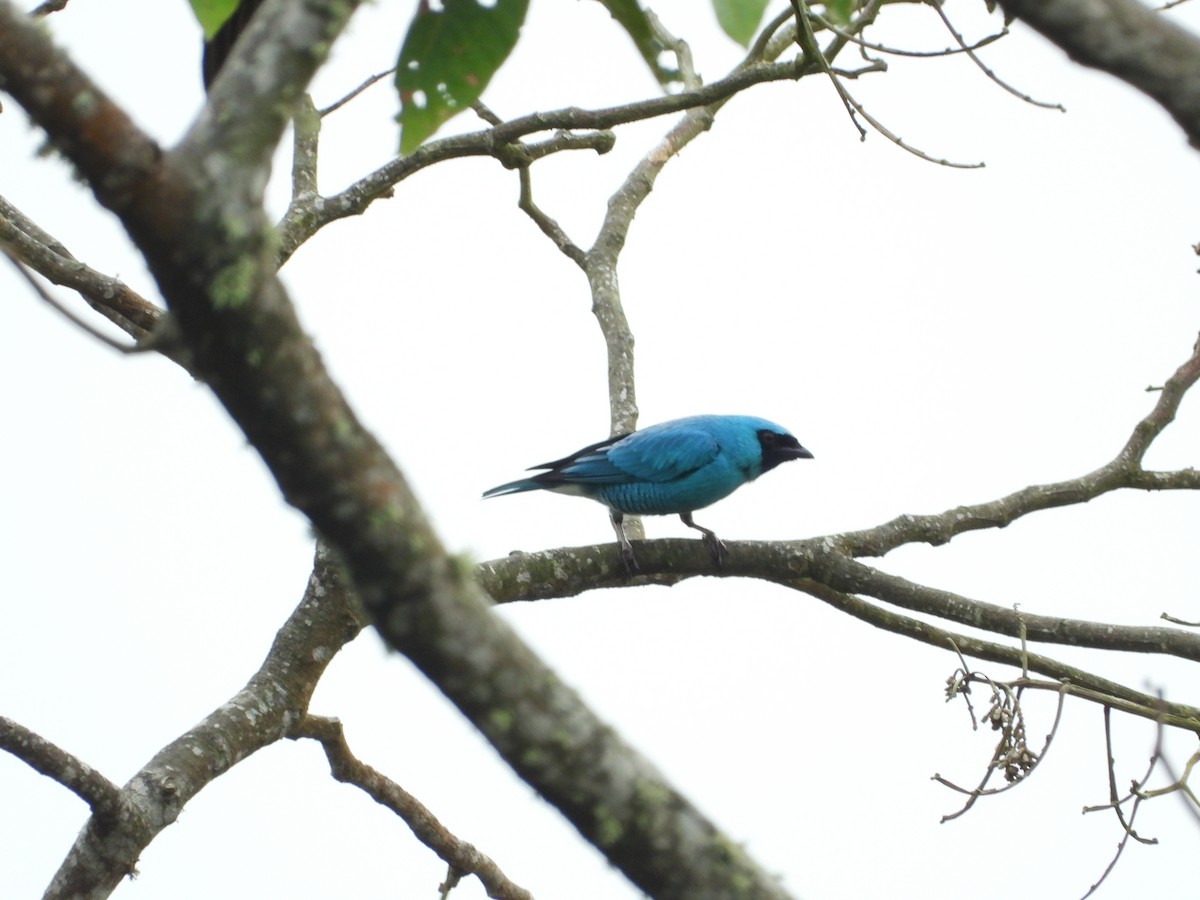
[483,415,812,569]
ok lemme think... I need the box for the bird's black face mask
[757,430,814,473]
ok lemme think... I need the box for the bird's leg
[680,512,727,567]
[610,511,639,573]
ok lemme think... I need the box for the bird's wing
[604,423,720,483]
[529,425,719,486]
[528,435,632,485]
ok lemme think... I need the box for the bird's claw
[619,542,640,575]
[702,532,727,568]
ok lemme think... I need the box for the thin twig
[793,580,1200,730]
[944,640,981,730]
[810,551,1200,670]
[932,1,1064,111]
[1080,709,1162,898]
[793,0,985,167]
[1153,747,1200,825]
[811,8,1008,58]
[3,249,142,353]
[935,676,1066,820]
[647,9,701,90]
[0,717,120,822]
[318,67,396,117]
[480,97,591,266]
[1122,331,1200,462]
[1161,612,1200,627]
[518,167,585,264]
[293,716,533,900]
[826,334,1200,560]
[748,8,797,62]
[997,0,1200,148]
[472,100,503,126]
[0,193,163,337]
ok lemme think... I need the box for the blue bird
[482,415,813,570]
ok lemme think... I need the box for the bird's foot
[618,541,640,575]
[701,532,727,568]
[611,511,640,575]
[680,512,726,568]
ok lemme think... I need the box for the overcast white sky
[3,1,1200,898]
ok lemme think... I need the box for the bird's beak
[760,439,813,473]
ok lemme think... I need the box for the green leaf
[825,0,857,26]
[712,0,770,47]
[189,0,241,40]
[596,0,679,88]
[396,0,530,155]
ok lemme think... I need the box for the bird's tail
[481,478,542,499]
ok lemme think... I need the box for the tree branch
[999,0,1200,147]
[476,326,1200,711]
[479,547,1200,730]
[293,716,533,900]
[3,249,142,353]
[477,329,1200,605]
[828,334,1200,558]
[0,206,162,338]
[0,4,796,897]
[275,55,816,263]
[807,552,1200,665]
[44,544,365,900]
[0,717,121,821]
[931,2,1064,110]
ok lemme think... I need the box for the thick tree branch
[9,0,1198,894]
[479,536,1200,661]
[478,333,1200,605]
[44,544,365,900]
[478,543,1200,731]
[479,329,1200,705]
[0,5,795,898]
[999,0,1200,147]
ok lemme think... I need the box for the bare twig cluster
[935,638,1065,819]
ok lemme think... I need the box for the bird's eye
[758,429,801,451]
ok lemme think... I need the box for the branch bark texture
[44,545,364,900]
[1000,0,1200,146]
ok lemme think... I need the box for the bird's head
[757,427,814,473]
